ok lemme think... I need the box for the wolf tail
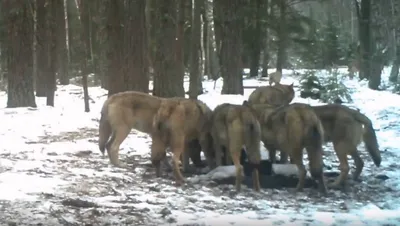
[98,105,112,155]
[350,109,381,167]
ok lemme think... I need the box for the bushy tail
[98,111,112,155]
[241,112,261,165]
[350,110,381,167]
[303,110,325,180]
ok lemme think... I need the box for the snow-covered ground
[0,68,400,225]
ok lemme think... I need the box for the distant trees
[0,0,399,109]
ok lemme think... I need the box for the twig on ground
[111,186,139,203]
[61,198,98,208]
[49,205,79,226]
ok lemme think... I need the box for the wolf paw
[351,174,362,182]
[328,182,349,192]
[174,179,185,187]
[327,182,341,190]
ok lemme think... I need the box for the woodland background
[0,0,398,110]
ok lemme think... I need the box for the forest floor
[0,68,399,225]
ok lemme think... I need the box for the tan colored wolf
[255,103,327,194]
[151,98,214,185]
[98,91,212,172]
[209,103,261,192]
[98,91,161,167]
[311,104,381,189]
[348,59,359,80]
[268,71,282,86]
[247,83,295,106]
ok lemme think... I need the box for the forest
[0,0,400,225]
[0,0,398,109]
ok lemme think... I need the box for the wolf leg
[108,125,130,167]
[350,150,364,182]
[330,141,350,189]
[289,148,307,192]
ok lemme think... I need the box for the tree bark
[175,0,185,94]
[201,0,210,79]
[46,0,58,107]
[248,0,263,78]
[189,0,202,99]
[213,0,222,73]
[3,1,37,108]
[389,48,400,83]
[123,0,149,93]
[105,0,123,96]
[65,0,73,79]
[35,0,47,97]
[276,0,287,74]
[261,0,270,77]
[356,0,372,81]
[56,0,69,85]
[152,0,185,98]
[214,0,244,95]
[206,0,219,80]
[77,0,91,112]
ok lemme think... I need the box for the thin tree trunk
[77,0,91,111]
[189,0,202,99]
[57,0,69,85]
[202,0,210,79]
[261,0,269,77]
[249,0,263,78]
[276,0,287,74]
[390,47,400,83]
[207,0,219,80]
[47,0,58,107]
[175,0,185,94]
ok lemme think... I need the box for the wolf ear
[289,82,294,88]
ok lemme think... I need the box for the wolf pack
[98,80,381,196]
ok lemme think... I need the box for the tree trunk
[64,0,72,79]
[207,0,219,80]
[66,0,74,75]
[214,0,244,95]
[56,0,69,85]
[152,0,185,98]
[47,0,58,107]
[77,0,91,112]
[175,0,185,94]
[390,45,400,83]
[146,0,156,82]
[213,0,222,72]
[356,0,372,81]
[122,0,149,93]
[3,1,37,108]
[276,0,287,74]
[35,0,47,97]
[202,0,210,79]
[105,0,123,96]
[189,0,202,99]
[248,0,263,78]
[90,1,101,86]
[261,0,270,77]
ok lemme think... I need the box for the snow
[0,67,400,225]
